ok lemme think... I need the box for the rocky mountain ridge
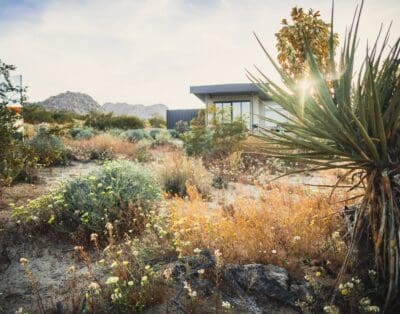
[30,91,168,119]
[102,102,167,119]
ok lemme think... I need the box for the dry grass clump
[157,153,212,197]
[168,182,350,271]
[65,133,136,160]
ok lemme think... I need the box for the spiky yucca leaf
[249,1,400,309]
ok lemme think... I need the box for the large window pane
[232,102,241,120]
[241,101,251,128]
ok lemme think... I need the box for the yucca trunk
[367,171,400,304]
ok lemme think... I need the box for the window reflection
[211,101,251,129]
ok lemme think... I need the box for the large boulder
[224,263,300,308]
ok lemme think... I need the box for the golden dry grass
[64,134,136,159]
[168,181,352,272]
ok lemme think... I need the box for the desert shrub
[149,128,163,139]
[168,181,348,271]
[28,124,71,166]
[168,129,179,138]
[84,111,113,130]
[153,131,171,146]
[64,134,136,161]
[211,175,228,189]
[183,110,247,158]
[13,160,160,239]
[148,115,166,128]
[182,126,213,157]
[135,139,152,162]
[174,120,190,134]
[148,128,173,147]
[157,153,212,197]
[110,115,144,130]
[22,104,84,124]
[85,111,144,130]
[121,129,151,142]
[107,128,124,137]
[0,141,38,186]
[212,120,247,156]
[69,126,97,139]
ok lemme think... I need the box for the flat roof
[190,83,271,102]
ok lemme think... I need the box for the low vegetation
[157,153,212,197]
[13,160,160,241]
[65,133,136,161]
[168,182,347,271]
[28,125,71,166]
[69,126,97,139]
[182,111,247,158]
[85,111,144,130]
[22,104,85,124]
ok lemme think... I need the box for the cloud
[0,0,399,108]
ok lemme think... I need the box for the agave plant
[248,1,400,309]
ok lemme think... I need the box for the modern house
[190,83,286,131]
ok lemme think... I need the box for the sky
[0,0,399,109]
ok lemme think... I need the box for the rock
[32,91,102,115]
[224,264,298,307]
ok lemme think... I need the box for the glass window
[241,101,251,129]
[212,100,252,129]
[232,102,241,120]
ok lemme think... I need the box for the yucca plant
[248,1,400,309]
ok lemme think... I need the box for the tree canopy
[275,7,339,80]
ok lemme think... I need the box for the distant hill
[102,103,168,119]
[35,91,102,115]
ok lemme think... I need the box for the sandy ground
[0,162,103,313]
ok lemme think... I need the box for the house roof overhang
[190,83,271,102]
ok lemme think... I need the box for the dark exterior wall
[166,109,200,129]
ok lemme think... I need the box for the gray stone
[224,263,298,307]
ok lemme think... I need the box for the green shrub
[121,129,151,142]
[148,116,166,128]
[168,129,179,138]
[183,113,247,157]
[182,127,213,157]
[149,128,163,139]
[69,126,96,139]
[135,139,153,162]
[174,120,189,134]
[212,175,228,189]
[153,130,172,147]
[110,115,144,129]
[85,111,144,130]
[13,160,160,239]
[22,104,84,124]
[0,141,38,186]
[28,124,71,166]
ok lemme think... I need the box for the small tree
[0,61,24,181]
[275,7,339,80]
